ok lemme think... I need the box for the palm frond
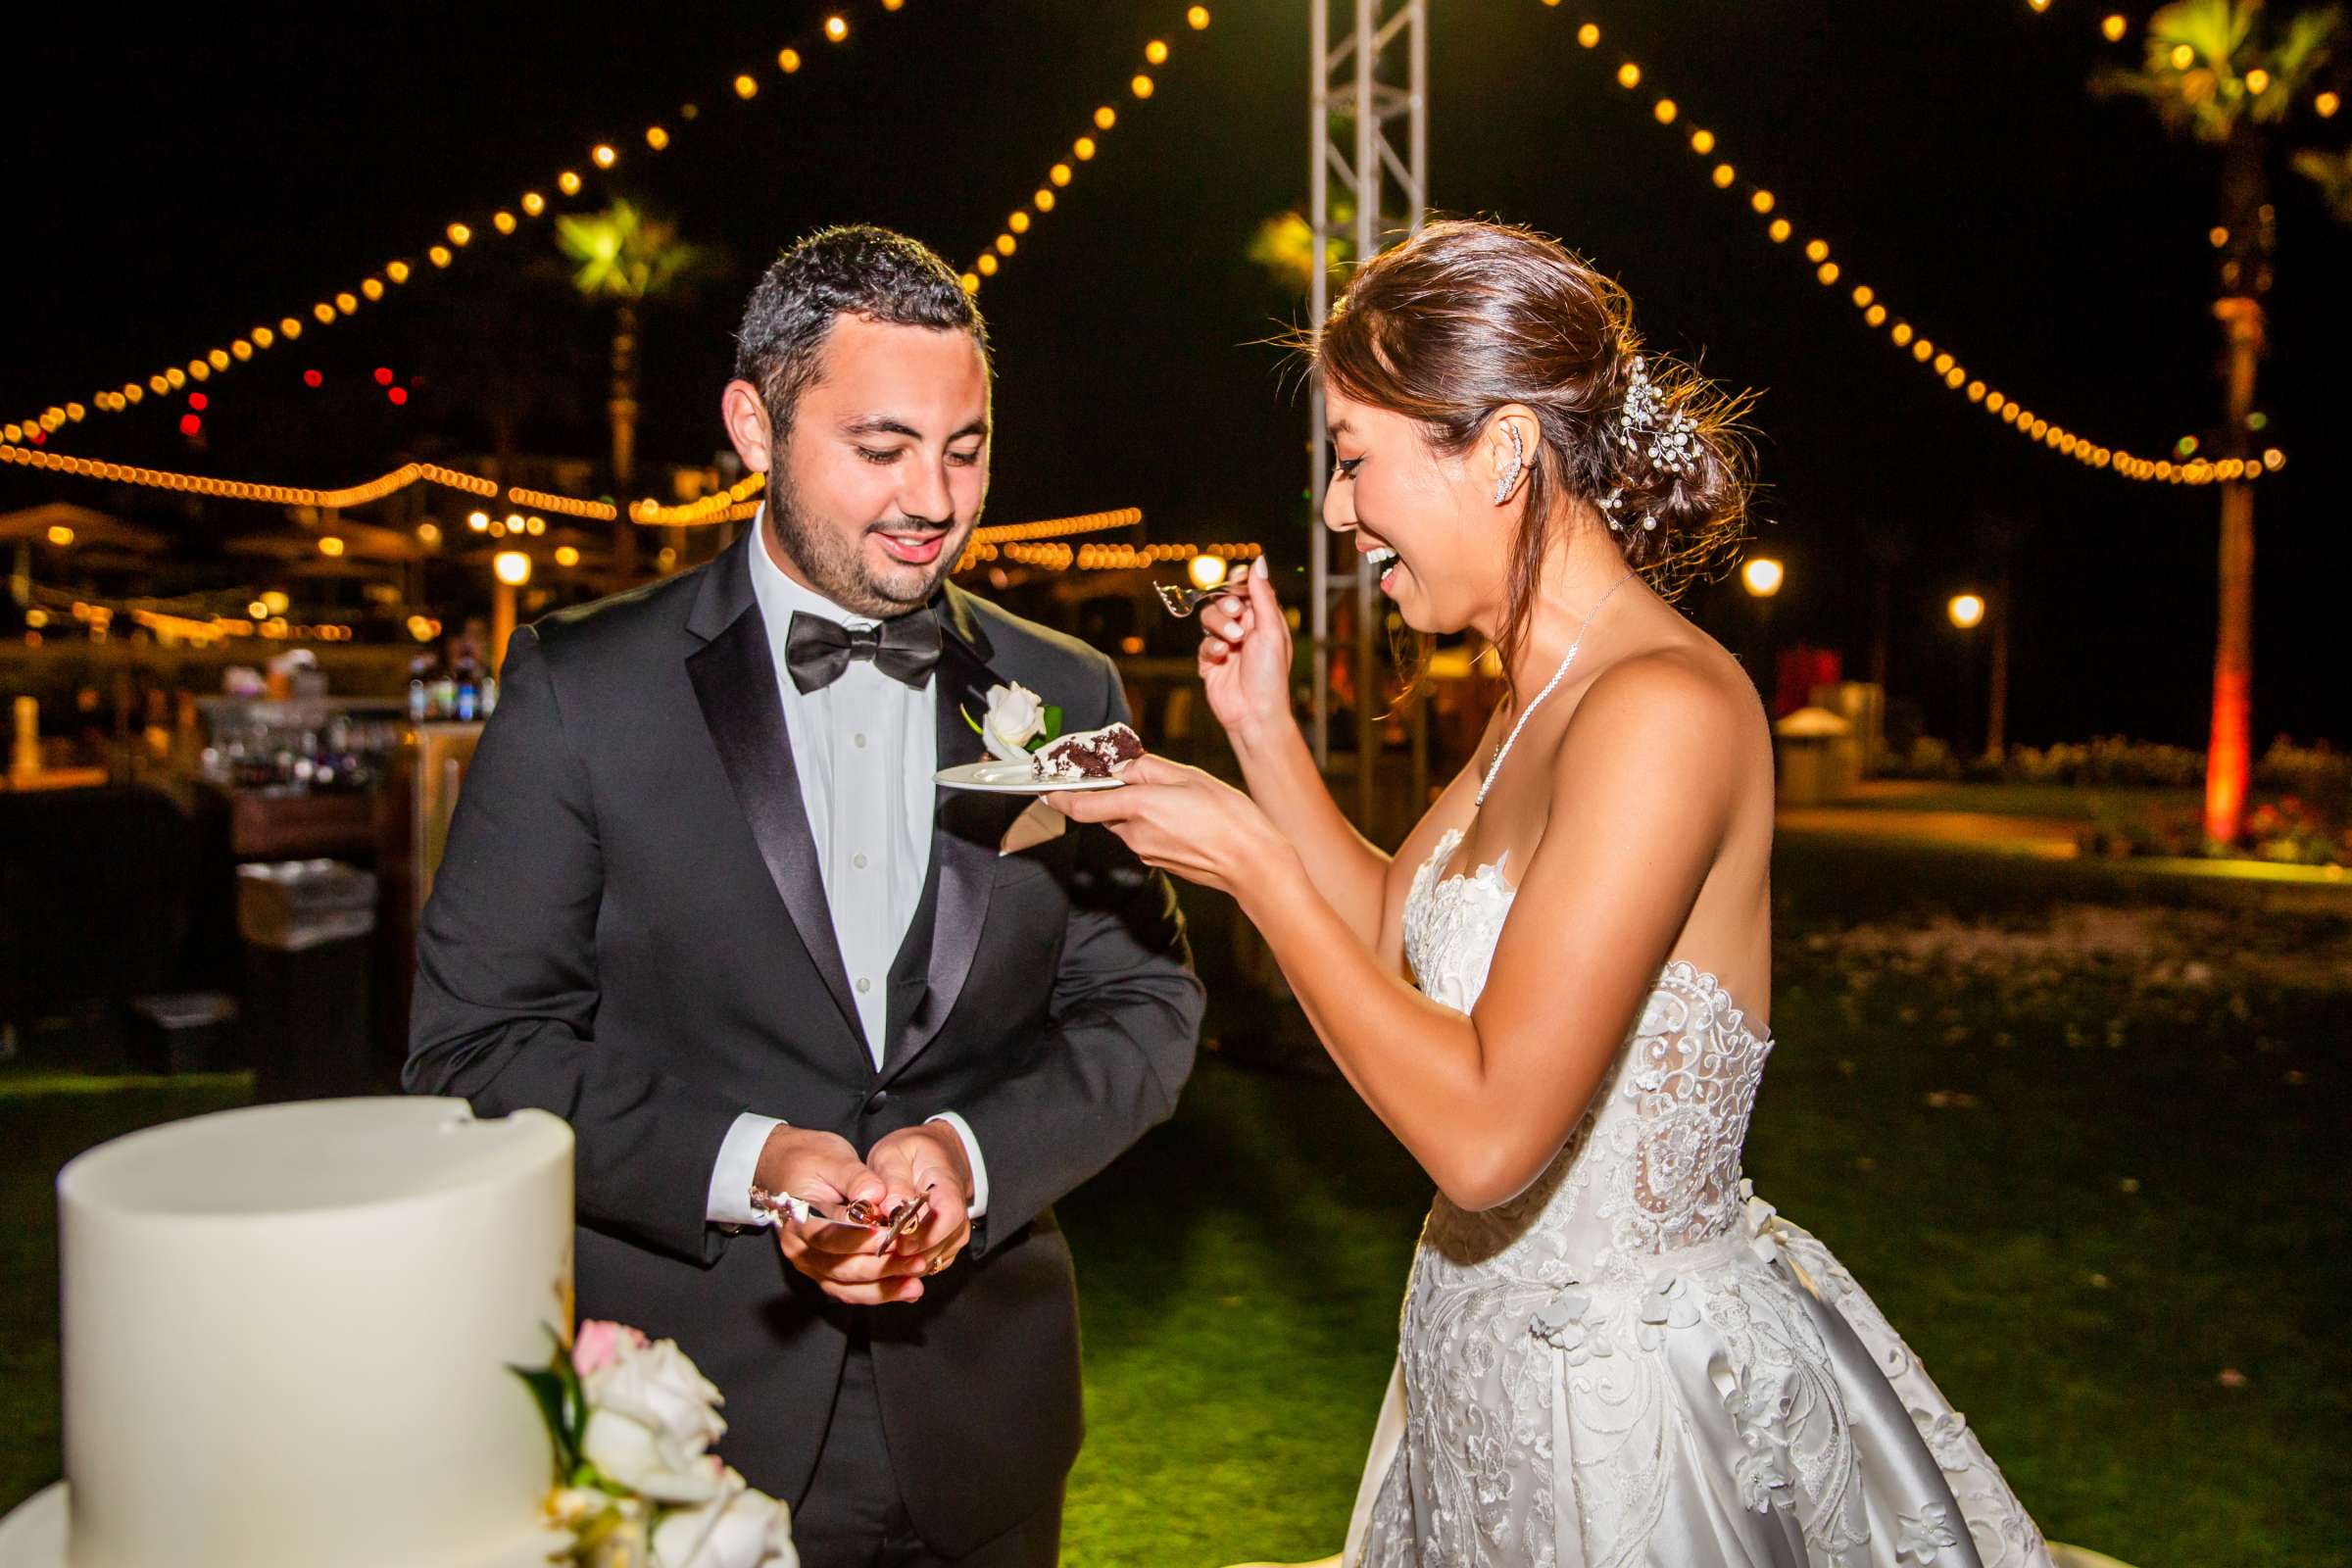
[2291,144,2352,220]
[2148,0,2255,66]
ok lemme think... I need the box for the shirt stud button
[854,853,868,870]
[856,977,872,995]
[854,733,868,749]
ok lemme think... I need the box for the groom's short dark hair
[733,225,990,440]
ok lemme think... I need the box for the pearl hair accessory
[1620,356,1698,474]
[1597,490,1660,535]
[1600,355,1696,534]
[1494,421,1526,505]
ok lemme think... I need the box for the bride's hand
[1045,755,1284,895]
[1198,558,1294,745]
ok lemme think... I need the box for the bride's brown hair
[1308,219,1753,682]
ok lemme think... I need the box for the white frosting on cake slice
[56,1099,573,1568]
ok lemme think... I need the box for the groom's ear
[721,379,775,475]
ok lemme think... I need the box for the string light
[13,6,911,449]
[957,533,1260,577]
[0,444,839,520]
[631,473,766,526]
[965,11,1209,293]
[1543,5,2277,487]
[509,484,620,522]
[972,507,1144,545]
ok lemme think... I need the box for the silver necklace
[1476,570,1637,808]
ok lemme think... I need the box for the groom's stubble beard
[762,448,980,620]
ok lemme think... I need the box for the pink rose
[573,1319,649,1379]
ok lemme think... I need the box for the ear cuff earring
[1494,423,1526,505]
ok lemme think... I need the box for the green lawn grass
[4,845,2344,1566]
[0,1073,252,1513]
[1839,781,2200,822]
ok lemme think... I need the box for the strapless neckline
[1413,826,1772,1047]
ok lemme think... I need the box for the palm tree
[555,201,710,579]
[2095,0,2343,846]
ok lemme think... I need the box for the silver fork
[1154,579,1247,618]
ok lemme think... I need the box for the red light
[387,387,409,406]
[27,429,44,446]
[303,369,323,388]
[188,392,208,412]
[373,367,394,386]
[178,414,202,437]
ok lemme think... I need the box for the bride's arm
[1197,561,1395,946]
[1217,661,1740,1209]
[1256,664,1741,1206]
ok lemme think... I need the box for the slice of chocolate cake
[1031,721,1146,782]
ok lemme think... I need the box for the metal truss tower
[1309,0,1427,827]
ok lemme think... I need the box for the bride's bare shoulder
[1558,642,1770,782]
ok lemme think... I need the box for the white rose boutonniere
[966,681,1063,762]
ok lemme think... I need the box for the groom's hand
[758,1128,925,1306]
[865,1124,975,1287]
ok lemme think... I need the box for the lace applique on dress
[1352,829,2052,1568]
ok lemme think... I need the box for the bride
[1049,220,2057,1567]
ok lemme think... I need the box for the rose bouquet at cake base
[514,1320,798,1568]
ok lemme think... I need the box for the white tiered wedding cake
[0,1097,574,1568]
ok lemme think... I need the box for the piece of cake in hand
[1031,721,1146,782]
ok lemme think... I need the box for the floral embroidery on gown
[1347,828,2054,1568]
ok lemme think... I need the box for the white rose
[982,682,1045,760]
[581,1407,726,1505]
[584,1335,728,1456]
[652,1467,799,1568]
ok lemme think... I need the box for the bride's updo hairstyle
[1312,219,1752,675]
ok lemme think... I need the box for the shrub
[2255,738,2348,814]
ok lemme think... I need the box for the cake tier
[0,1486,566,1568]
[58,1098,572,1568]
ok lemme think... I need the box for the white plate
[935,760,1127,794]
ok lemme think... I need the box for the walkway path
[1777,782,2351,894]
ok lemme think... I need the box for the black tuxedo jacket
[407,537,1203,1552]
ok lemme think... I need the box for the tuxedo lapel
[684,541,866,1053]
[884,588,1024,1081]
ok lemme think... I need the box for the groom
[408,224,1203,1566]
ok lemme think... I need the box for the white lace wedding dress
[1341,828,2055,1568]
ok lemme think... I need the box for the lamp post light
[491,551,532,676]
[1945,591,2007,760]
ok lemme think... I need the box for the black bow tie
[784,608,943,694]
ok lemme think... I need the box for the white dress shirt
[705,514,989,1226]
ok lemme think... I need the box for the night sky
[6,1,2346,748]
